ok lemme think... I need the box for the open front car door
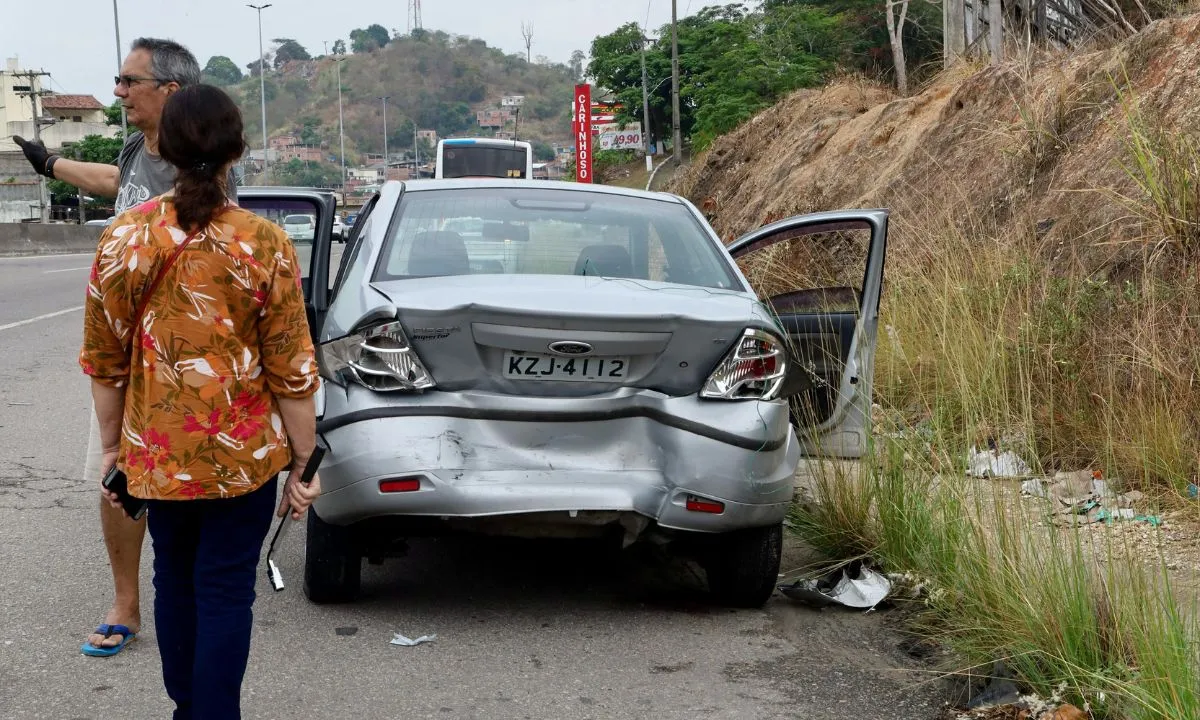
[727,210,889,458]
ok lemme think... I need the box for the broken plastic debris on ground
[390,633,437,647]
[1019,469,1160,526]
[778,562,892,610]
[967,443,1032,479]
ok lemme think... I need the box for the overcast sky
[3,0,726,102]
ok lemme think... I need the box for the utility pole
[248,3,272,182]
[378,96,390,180]
[670,0,682,166]
[334,54,347,190]
[413,121,419,177]
[640,33,654,173]
[112,0,127,135]
[74,144,86,224]
[15,70,52,222]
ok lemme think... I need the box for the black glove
[12,135,57,177]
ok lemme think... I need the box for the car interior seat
[573,244,635,278]
[409,230,470,276]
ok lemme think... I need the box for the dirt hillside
[672,14,1200,264]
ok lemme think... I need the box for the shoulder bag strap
[129,229,201,345]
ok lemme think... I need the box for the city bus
[435,138,534,180]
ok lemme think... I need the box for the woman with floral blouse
[80,84,321,719]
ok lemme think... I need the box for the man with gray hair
[13,37,237,657]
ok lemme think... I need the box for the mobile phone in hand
[101,465,149,521]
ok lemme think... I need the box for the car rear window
[284,215,313,225]
[373,187,738,290]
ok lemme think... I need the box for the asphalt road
[0,250,952,720]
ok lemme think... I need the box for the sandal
[81,624,137,657]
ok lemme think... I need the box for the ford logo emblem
[548,341,593,356]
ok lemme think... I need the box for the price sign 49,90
[600,131,642,150]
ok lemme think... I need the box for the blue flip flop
[81,624,137,657]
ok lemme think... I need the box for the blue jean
[146,477,277,720]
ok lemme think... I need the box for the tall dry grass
[751,94,1200,716]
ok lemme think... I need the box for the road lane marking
[0,252,95,262]
[0,305,85,332]
[43,266,93,274]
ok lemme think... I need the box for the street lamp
[248,3,272,182]
[334,54,347,190]
[378,95,390,180]
[112,0,127,135]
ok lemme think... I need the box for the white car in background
[283,213,316,242]
[333,215,348,242]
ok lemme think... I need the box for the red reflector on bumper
[379,478,421,493]
[685,495,725,514]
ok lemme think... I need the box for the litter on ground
[390,633,437,647]
[1020,469,1160,526]
[967,445,1031,479]
[778,563,892,610]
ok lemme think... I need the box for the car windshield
[373,188,739,289]
[284,215,313,225]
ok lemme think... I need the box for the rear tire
[700,524,783,608]
[303,508,362,604]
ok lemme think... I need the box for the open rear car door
[726,210,888,458]
[237,186,337,417]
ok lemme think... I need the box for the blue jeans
[146,477,277,720]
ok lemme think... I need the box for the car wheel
[700,523,782,608]
[303,508,362,604]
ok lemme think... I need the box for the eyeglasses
[114,74,173,88]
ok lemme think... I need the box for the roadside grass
[739,86,1200,717]
[789,439,1199,719]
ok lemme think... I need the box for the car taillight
[700,328,787,401]
[318,321,435,392]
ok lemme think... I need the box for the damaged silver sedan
[240,180,888,608]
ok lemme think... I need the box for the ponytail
[173,165,227,232]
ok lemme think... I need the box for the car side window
[331,194,379,299]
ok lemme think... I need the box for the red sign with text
[574,84,593,183]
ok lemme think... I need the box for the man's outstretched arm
[12,135,120,199]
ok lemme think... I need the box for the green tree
[568,50,586,82]
[275,158,340,187]
[332,39,347,55]
[246,54,272,77]
[588,4,848,150]
[350,24,391,53]
[48,134,125,200]
[531,139,556,162]
[272,39,311,68]
[298,116,322,145]
[202,55,244,86]
[103,100,123,126]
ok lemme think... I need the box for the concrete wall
[0,222,102,256]
[0,182,42,223]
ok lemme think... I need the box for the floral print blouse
[80,196,319,501]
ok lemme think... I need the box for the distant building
[347,165,385,183]
[416,129,438,145]
[270,134,300,149]
[0,57,118,152]
[476,109,513,128]
[42,95,107,124]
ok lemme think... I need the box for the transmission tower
[408,0,423,33]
